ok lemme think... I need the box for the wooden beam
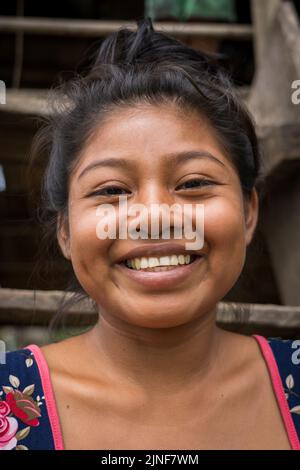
[1,87,250,117]
[248,0,300,127]
[247,1,300,307]
[0,289,300,336]
[0,17,253,40]
[261,168,300,305]
[2,89,51,116]
[0,288,96,327]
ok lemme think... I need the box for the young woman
[1,18,299,451]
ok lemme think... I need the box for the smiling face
[57,103,258,329]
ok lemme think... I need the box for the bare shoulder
[216,328,265,376]
[39,331,89,374]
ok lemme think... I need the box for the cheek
[204,197,247,276]
[68,207,113,280]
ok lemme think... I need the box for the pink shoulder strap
[253,334,300,450]
[25,344,64,450]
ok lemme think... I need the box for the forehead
[73,103,234,175]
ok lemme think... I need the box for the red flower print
[0,400,18,450]
[0,401,10,417]
[6,390,41,427]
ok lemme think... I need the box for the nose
[128,183,182,240]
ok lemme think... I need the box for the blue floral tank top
[0,335,299,450]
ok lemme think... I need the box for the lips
[114,242,205,265]
[114,250,205,290]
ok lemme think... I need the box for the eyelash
[88,178,215,197]
[89,186,129,197]
[175,178,215,190]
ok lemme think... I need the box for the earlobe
[57,212,71,260]
[245,188,259,246]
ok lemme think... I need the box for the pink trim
[25,344,64,450]
[253,334,300,450]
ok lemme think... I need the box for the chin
[116,303,198,329]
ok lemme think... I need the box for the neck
[83,305,223,394]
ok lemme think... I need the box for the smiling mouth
[120,254,199,272]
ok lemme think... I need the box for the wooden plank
[261,165,300,305]
[248,0,300,128]
[2,89,51,116]
[218,301,300,329]
[0,289,300,334]
[0,17,253,39]
[1,87,250,117]
[247,0,300,308]
[0,288,97,326]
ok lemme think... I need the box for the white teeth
[135,258,141,270]
[178,255,185,265]
[159,256,171,266]
[124,254,195,269]
[148,257,160,268]
[170,255,179,266]
[140,257,148,269]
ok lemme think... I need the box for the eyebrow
[77,150,226,180]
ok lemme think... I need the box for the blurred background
[0,0,300,349]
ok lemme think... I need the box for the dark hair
[30,17,264,331]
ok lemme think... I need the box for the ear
[244,188,259,246]
[57,212,71,260]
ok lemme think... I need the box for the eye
[175,178,215,190]
[88,186,130,197]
